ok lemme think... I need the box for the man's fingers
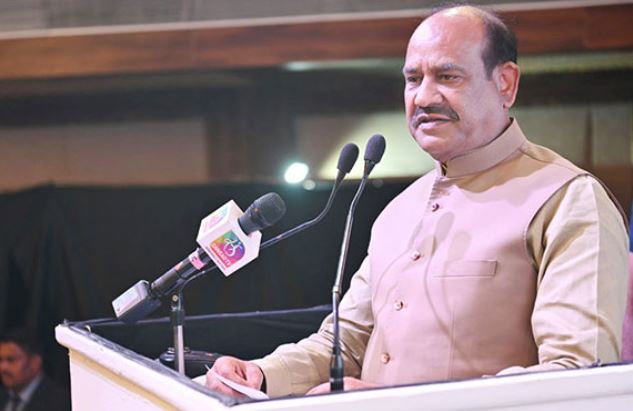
[306,382,330,395]
[206,375,245,398]
[243,364,264,389]
[210,356,248,384]
[203,356,264,397]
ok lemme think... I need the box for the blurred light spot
[284,162,309,184]
[302,179,316,190]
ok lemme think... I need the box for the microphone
[195,192,286,277]
[363,134,386,177]
[330,134,386,392]
[336,143,361,184]
[112,193,286,324]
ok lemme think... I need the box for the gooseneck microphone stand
[330,176,369,391]
[330,134,385,392]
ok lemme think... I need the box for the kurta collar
[434,119,527,178]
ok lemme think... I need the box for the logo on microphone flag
[200,203,229,233]
[209,231,245,268]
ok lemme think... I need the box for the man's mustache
[412,105,460,125]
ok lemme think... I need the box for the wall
[0,118,209,191]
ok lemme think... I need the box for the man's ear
[494,61,520,109]
[28,353,42,373]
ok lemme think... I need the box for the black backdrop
[0,180,410,384]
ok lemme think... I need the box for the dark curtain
[0,180,409,384]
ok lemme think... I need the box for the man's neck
[440,117,514,175]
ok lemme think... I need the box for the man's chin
[413,136,449,161]
[1,378,14,387]
[412,125,448,140]
[414,132,443,148]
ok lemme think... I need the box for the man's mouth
[414,116,452,128]
[412,105,459,129]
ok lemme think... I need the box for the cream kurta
[253,121,629,397]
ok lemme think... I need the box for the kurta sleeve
[252,257,374,397]
[497,175,629,376]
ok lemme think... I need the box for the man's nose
[413,77,442,107]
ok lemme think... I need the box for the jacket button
[410,251,421,260]
[381,353,391,364]
[394,300,404,311]
[431,203,440,212]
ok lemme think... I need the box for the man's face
[0,342,41,391]
[403,10,509,163]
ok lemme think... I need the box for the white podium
[56,323,633,411]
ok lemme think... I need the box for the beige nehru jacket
[252,120,629,397]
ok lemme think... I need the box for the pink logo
[201,205,229,233]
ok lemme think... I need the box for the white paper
[208,369,269,400]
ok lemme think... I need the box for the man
[206,5,629,397]
[0,329,70,411]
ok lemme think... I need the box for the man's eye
[405,76,420,84]
[439,74,458,81]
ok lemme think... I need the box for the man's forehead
[412,8,486,47]
[405,11,486,70]
[0,342,27,355]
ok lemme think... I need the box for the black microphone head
[337,143,359,174]
[364,134,386,164]
[238,192,287,235]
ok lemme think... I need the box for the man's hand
[205,356,264,398]
[306,377,377,395]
